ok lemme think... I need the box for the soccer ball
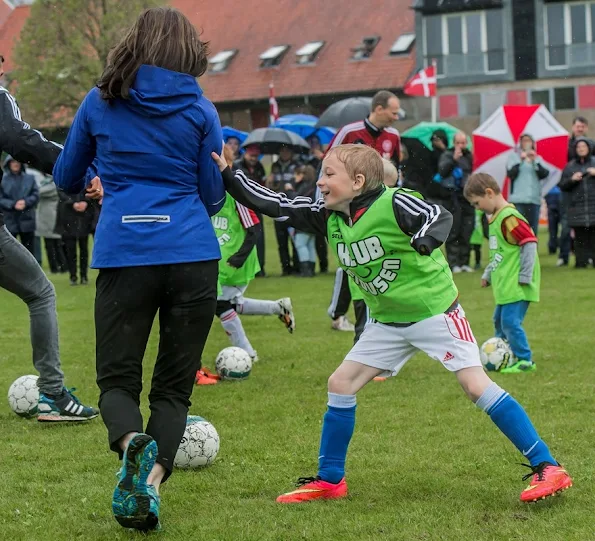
[174,415,220,469]
[480,338,512,372]
[8,375,39,418]
[215,347,252,381]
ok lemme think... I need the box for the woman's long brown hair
[97,7,209,100]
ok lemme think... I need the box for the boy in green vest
[211,144,571,505]
[198,192,294,383]
[464,173,539,374]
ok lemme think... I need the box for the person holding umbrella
[322,90,401,331]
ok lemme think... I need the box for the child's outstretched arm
[391,190,453,255]
[212,152,327,237]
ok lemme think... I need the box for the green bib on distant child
[488,205,540,305]
[212,194,260,286]
[327,188,458,323]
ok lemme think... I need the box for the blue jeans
[558,193,572,263]
[544,192,560,255]
[513,203,540,236]
[493,301,532,361]
[294,231,316,262]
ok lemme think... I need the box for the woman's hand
[85,176,103,202]
[572,172,583,182]
[211,151,228,172]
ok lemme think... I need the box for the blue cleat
[37,387,99,422]
[112,433,160,531]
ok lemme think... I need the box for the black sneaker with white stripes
[37,387,99,422]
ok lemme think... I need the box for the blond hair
[326,144,384,192]
[464,173,501,199]
[382,158,399,186]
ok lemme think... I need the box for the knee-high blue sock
[476,382,556,466]
[317,393,356,484]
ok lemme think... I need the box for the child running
[465,173,540,373]
[196,146,294,385]
[211,143,572,505]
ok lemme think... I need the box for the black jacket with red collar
[221,167,452,257]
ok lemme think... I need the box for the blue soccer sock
[317,393,356,484]
[476,382,556,467]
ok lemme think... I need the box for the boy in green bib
[211,144,571,505]
[464,173,540,374]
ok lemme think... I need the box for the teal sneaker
[112,433,160,531]
[500,359,536,374]
[37,387,99,422]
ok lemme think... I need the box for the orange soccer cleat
[519,462,573,502]
[200,366,221,380]
[195,369,218,385]
[276,476,348,504]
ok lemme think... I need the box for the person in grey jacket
[559,137,595,268]
[506,134,549,233]
[437,131,475,273]
[0,157,39,254]
[35,174,66,273]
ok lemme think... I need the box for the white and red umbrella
[472,105,568,197]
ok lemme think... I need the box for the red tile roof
[0,0,13,28]
[0,1,416,103]
[0,4,29,71]
[171,0,416,103]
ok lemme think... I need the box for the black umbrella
[240,128,310,155]
[315,97,373,129]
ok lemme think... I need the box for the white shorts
[346,305,482,377]
[218,285,248,304]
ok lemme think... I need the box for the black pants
[328,268,351,319]
[44,238,67,273]
[471,244,481,267]
[316,234,328,273]
[573,226,595,267]
[95,261,218,480]
[274,220,299,275]
[255,212,266,275]
[353,299,368,344]
[440,195,475,268]
[64,236,89,280]
[14,231,35,254]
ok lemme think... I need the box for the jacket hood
[3,155,25,174]
[125,65,203,118]
[572,136,593,154]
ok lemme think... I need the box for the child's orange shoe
[195,369,218,385]
[201,366,221,380]
[520,462,572,502]
[276,476,347,504]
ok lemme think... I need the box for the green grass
[0,221,593,541]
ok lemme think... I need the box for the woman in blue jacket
[53,7,225,531]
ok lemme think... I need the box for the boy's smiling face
[317,152,365,212]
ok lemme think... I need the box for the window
[351,36,380,60]
[259,45,289,68]
[423,10,505,77]
[389,33,415,55]
[545,1,595,69]
[530,88,576,111]
[208,50,237,73]
[459,93,481,116]
[295,41,325,64]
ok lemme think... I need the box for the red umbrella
[472,105,568,197]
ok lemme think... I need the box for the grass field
[0,221,593,541]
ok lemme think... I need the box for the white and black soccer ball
[215,347,252,381]
[480,338,512,372]
[8,375,39,418]
[174,415,220,469]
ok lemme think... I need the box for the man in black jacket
[0,55,98,422]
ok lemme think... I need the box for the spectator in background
[506,134,549,234]
[437,131,474,273]
[56,190,94,285]
[305,134,328,274]
[567,117,593,161]
[225,136,241,162]
[36,174,66,273]
[559,137,595,268]
[545,184,562,257]
[234,144,267,276]
[0,156,39,254]
[287,165,318,277]
[268,145,301,276]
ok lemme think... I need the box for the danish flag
[403,64,437,98]
[269,82,279,125]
